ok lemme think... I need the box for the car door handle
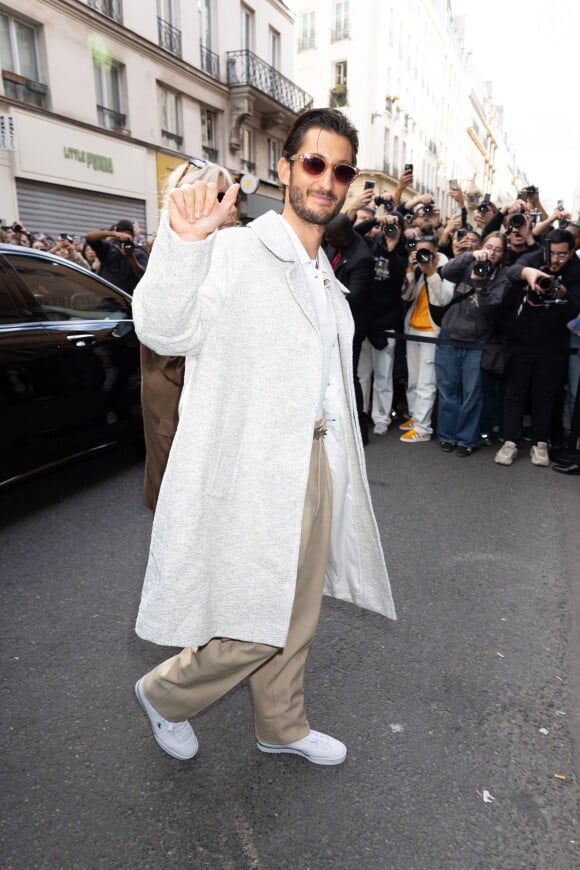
[66,333,96,348]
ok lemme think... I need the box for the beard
[287,176,346,226]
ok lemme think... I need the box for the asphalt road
[1,433,579,870]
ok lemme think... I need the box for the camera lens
[384,224,397,236]
[474,260,492,278]
[509,213,526,228]
[416,249,432,264]
[537,275,553,291]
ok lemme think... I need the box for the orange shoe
[398,417,414,431]
[400,428,431,443]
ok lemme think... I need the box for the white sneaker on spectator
[530,442,550,466]
[373,421,389,435]
[135,677,198,760]
[495,441,518,465]
[257,729,347,765]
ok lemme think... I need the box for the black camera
[526,185,538,197]
[473,259,493,278]
[384,223,398,237]
[406,238,417,251]
[374,195,394,211]
[477,194,491,213]
[509,213,526,229]
[536,274,562,299]
[422,204,434,215]
[415,249,433,264]
[11,223,23,232]
[121,240,135,252]
[60,233,73,242]
[456,228,468,240]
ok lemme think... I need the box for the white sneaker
[495,441,518,465]
[135,677,198,760]
[257,729,347,766]
[530,442,550,466]
[373,421,389,435]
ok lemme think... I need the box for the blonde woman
[140,159,236,510]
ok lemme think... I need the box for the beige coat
[132,211,395,649]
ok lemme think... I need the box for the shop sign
[63,147,114,173]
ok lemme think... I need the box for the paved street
[1,433,579,870]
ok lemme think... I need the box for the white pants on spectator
[405,329,437,436]
[358,338,395,426]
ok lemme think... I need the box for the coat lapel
[249,211,319,332]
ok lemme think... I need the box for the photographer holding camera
[434,233,510,456]
[355,211,407,435]
[49,234,90,269]
[494,228,580,467]
[400,236,454,443]
[86,219,148,294]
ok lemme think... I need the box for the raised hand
[167,181,240,242]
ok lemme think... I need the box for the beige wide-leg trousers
[142,422,333,745]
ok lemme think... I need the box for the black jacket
[440,252,510,342]
[503,250,580,349]
[324,234,374,324]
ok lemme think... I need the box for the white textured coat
[132,211,395,649]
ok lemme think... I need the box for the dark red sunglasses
[289,153,359,185]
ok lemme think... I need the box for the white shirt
[280,216,338,420]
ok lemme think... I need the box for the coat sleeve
[424,270,455,306]
[131,212,228,356]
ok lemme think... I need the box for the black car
[0,244,142,488]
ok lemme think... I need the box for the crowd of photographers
[0,219,150,295]
[329,167,580,473]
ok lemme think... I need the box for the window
[269,27,280,69]
[94,59,126,131]
[199,0,219,78]
[268,138,280,181]
[241,126,254,173]
[329,61,347,107]
[298,11,315,51]
[0,13,47,107]
[159,86,182,150]
[241,5,254,52]
[201,108,218,162]
[6,253,130,323]
[87,0,123,24]
[157,0,181,56]
[199,0,213,48]
[332,0,350,41]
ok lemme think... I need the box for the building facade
[0,0,311,238]
[293,0,521,214]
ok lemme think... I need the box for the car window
[3,254,131,322]
[0,267,25,323]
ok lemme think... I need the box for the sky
[451,0,580,212]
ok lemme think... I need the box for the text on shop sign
[63,147,114,173]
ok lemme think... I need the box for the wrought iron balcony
[2,71,47,108]
[97,105,127,130]
[158,17,182,58]
[202,146,219,162]
[200,44,220,80]
[87,0,123,23]
[226,50,312,114]
[161,129,183,149]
